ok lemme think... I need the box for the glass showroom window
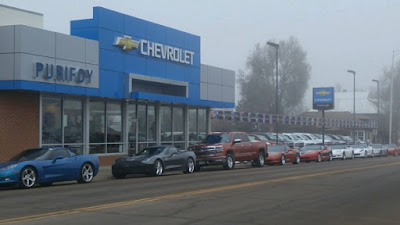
[188,108,198,146]
[41,97,83,154]
[198,109,207,142]
[89,100,123,154]
[106,102,123,153]
[42,97,62,144]
[127,103,136,156]
[89,100,106,154]
[173,107,185,150]
[137,104,156,151]
[161,106,172,142]
[147,105,156,143]
[63,99,83,154]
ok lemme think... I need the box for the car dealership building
[0,5,235,165]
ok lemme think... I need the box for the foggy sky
[1,0,399,109]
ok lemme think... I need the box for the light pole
[389,49,400,144]
[267,41,279,144]
[372,79,379,143]
[347,70,356,144]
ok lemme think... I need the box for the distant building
[304,91,377,142]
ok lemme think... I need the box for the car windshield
[371,144,381,148]
[10,148,49,162]
[248,135,256,141]
[352,144,366,148]
[202,134,231,144]
[265,133,277,140]
[278,135,289,141]
[301,145,320,151]
[136,147,165,156]
[386,144,397,148]
[256,135,267,141]
[330,145,347,149]
[300,135,312,140]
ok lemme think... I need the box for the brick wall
[99,155,127,166]
[0,92,39,163]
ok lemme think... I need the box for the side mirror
[53,155,64,163]
[233,139,241,144]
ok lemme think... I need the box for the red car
[300,145,333,162]
[266,144,300,165]
[386,144,400,156]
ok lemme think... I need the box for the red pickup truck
[190,132,267,170]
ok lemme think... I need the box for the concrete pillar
[184,105,189,150]
[207,107,212,134]
[83,96,90,155]
[156,102,161,146]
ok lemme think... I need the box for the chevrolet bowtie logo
[114,35,139,51]
[317,91,330,96]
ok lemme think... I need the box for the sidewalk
[95,166,113,182]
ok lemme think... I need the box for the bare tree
[237,36,311,116]
[369,60,400,143]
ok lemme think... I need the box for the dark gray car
[112,146,196,178]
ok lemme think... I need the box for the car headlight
[215,146,223,153]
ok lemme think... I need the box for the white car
[282,133,305,148]
[330,145,354,160]
[371,144,387,157]
[292,133,316,146]
[352,144,374,158]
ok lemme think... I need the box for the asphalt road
[1,156,400,225]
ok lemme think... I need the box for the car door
[285,146,295,162]
[42,149,74,182]
[163,147,182,171]
[240,133,253,160]
[232,133,245,160]
[345,146,353,157]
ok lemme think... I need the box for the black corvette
[112,146,196,178]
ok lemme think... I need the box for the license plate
[198,161,206,165]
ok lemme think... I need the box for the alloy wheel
[227,156,234,168]
[155,160,163,176]
[82,164,94,183]
[187,158,195,173]
[21,167,36,188]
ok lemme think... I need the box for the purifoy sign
[114,35,195,65]
[34,62,94,84]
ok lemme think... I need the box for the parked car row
[1,132,399,189]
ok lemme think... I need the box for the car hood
[332,149,345,152]
[301,150,319,154]
[117,155,150,163]
[0,161,19,169]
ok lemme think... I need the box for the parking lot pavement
[1,157,400,225]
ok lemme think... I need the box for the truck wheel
[255,151,265,167]
[224,154,235,170]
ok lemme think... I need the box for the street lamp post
[267,41,279,144]
[389,50,400,144]
[372,79,379,143]
[347,70,356,144]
